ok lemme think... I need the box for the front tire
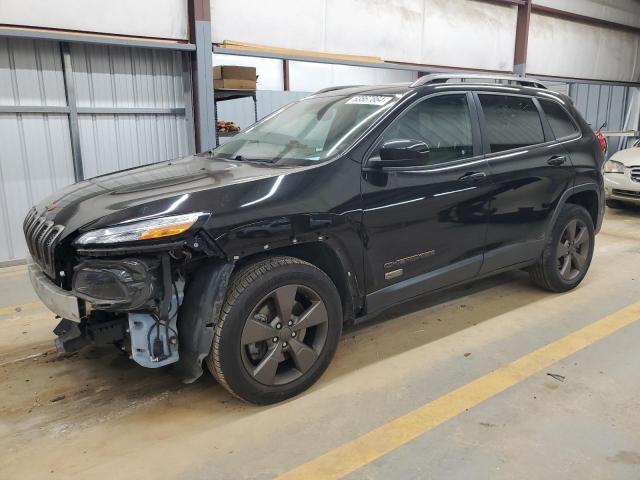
[207,256,342,404]
[529,204,595,292]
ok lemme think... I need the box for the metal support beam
[0,26,195,51]
[513,0,531,76]
[76,107,185,115]
[182,52,197,155]
[60,42,84,182]
[0,105,187,115]
[0,105,70,114]
[283,60,290,91]
[188,0,215,153]
[477,0,526,6]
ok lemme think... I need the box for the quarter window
[479,94,545,153]
[539,99,579,139]
[381,94,474,165]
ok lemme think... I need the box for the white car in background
[604,139,640,208]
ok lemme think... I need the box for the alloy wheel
[240,284,329,386]
[557,219,590,281]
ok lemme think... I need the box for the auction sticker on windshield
[346,95,394,106]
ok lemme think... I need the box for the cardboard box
[213,65,257,89]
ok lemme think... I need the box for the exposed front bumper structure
[28,260,80,321]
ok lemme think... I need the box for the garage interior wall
[211,0,518,72]
[71,44,191,178]
[0,38,75,262]
[0,38,192,263]
[532,0,640,28]
[527,13,640,82]
[211,0,640,83]
[0,0,189,40]
[569,83,630,155]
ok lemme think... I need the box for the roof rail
[313,85,362,95]
[410,73,547,89]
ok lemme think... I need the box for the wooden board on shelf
[218,40,383,64]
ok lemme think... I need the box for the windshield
[213,93,399,165]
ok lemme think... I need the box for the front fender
[216,213,364,282]
[213,213,366,316]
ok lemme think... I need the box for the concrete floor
[1,207,640,479]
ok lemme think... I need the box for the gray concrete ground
[0,207,639,479]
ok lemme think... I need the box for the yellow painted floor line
[0,301,43,316]
[277,301,640,480]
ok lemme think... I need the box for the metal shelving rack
[213,89,258,146]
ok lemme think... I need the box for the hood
[610,147,640,167]
[35,155,297,239]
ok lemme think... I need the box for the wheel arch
[548,183,603,237]
[235,241,364,323]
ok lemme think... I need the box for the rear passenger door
[475,93,575,273]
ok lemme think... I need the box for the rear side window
[479,94,545,153]
[539,99,579,139]
[382,94,473,165]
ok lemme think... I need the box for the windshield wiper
[234,155,275,164]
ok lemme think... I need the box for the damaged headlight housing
[72,258,159,310]
[74,212,207,245]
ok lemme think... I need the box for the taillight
[595,130,607,153]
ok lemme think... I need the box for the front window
[213,93,400,165]
[380,94,474,165]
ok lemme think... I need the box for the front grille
[23,208,64,278]
[631,167,640,183]
[612,189,640,199]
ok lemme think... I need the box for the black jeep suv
[24,74,604,404]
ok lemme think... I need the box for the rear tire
[206,256,342,404]
[529,204,594,293]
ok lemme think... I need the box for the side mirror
[370,139,430,169]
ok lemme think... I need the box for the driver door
[361,92,493,311]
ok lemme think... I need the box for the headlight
[74,212,206,245]
[604,160,625,174]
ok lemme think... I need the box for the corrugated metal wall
[71,44,190,178]
[0,38,192,263]
[0,38,75,261]
[569,83,629,156]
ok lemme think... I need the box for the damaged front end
[59,255,183,368]
[50,252,233,380]
[25,208,233,382]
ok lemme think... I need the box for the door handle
[547,155,567,166]
[458,172,487,183]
